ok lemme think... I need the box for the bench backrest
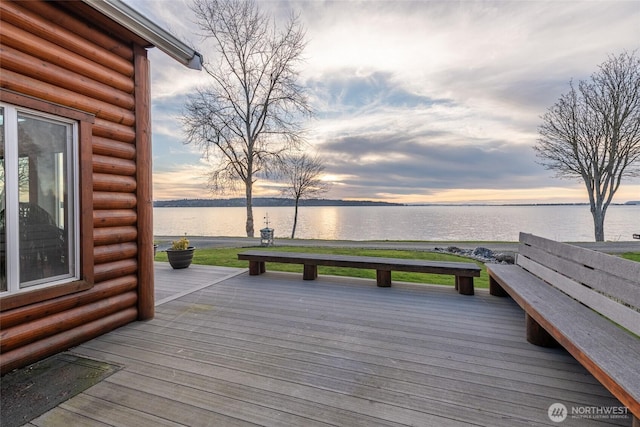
[517,233,640,337]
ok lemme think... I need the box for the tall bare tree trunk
[291,198,300,239]
[586,180,606,242]
[591,206,606,242]
[245,180,254,237]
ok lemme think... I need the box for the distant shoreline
[154,198,402,207]
[154,197,640,208]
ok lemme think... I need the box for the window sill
[0,280,93,312]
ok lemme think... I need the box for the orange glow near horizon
[153,169,640,204]
[362,185,640,205]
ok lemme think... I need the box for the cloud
[321,133,553,193]
[308,70,452,115]
[126,0,640,203]
[152,165,210,200]
[303,67,549,198]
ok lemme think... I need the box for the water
[153,204,639,242]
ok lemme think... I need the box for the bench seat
[238,250,481,295]
[489,264,640,415]
[488,233,640,423]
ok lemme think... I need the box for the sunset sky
[127,0,640,204]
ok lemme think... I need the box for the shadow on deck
[28,263,632,426]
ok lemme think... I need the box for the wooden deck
[26,263,632,426]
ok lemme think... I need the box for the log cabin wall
[0,0,155,374]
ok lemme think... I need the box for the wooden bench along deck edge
[237,251,481,295]
[487,233,640,424]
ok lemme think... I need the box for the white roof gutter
[81,0,203,70]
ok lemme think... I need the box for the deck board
[154,262,245,305]
[59,393,189,427]
[123,313,601,387]
[30,264,633,426]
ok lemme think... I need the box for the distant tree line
[154,198,403,208]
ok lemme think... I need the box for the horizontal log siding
[93,154,137,176]
[94,192,138,210]
[94,210,138,228]
[0,292,138,354]
[93,118,137,143]
[0,309,137,375]
[0,276,138,329]
[0,20,133,93]
[0,1,134,77]
[93,174,137,193]
[0,45,135,110]
[24,0,135,62]
[0,0,146,374]
[93,137,136,160]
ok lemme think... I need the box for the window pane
[1,106,5,292]
[17,114,72,287]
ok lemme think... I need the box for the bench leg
[248,261,265,275]
[303,264,317,280]
[376,270,391,287]
[526,313,558,347]
[456,277,474,295]
[489,275,508,297]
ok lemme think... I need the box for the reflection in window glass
[17,114,72,286]
[18,157,29,203]
[1,106,5,292]
[1,103,77,294]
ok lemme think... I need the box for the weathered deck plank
[29,407,113,427]
[139,309,602,387]
[59,393,188,427]
[30,265,632,426]
[154,262,245,305]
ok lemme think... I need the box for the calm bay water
[154,204,639,242]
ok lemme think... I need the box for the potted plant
[166,236,195,269]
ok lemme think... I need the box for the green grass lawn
[156,246,490,288]
[156,246,640,288]
[621,252,640,262]
[156,246,640,290]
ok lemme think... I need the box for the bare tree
[280,153,329,238]
[182,0,311,237]
[535,52,640,241]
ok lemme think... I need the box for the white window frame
[1,102,80,295]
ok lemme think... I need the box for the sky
[127,0,640,204]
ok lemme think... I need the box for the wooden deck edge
[154,269,248,307]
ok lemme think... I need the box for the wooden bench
[238,250,481,295]
[488,233,640,424]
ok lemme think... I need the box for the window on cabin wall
[0,103,79,294]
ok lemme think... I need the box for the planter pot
[166,247,195,269]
